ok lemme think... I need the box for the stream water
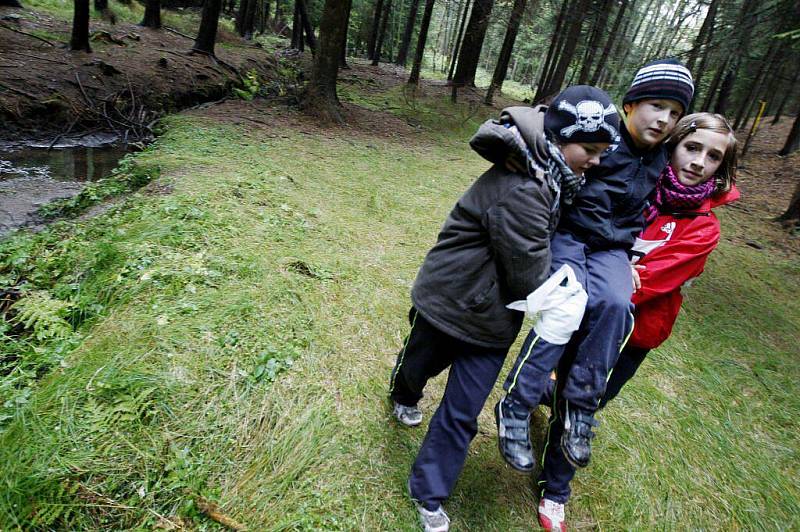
[0,134,130,237]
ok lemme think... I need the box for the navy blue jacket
[558,123,669,250]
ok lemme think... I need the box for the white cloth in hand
[506,264,588,345]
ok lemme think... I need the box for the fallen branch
[0,22,56,47]
[163,26,195,41]
[0,81,37,99]
[13,51,65,64]
[196,498,247,531]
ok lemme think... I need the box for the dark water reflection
[0,143,130,236]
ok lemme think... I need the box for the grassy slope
[1,87,799,529]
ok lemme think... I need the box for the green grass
[18,0,224,39]
[1,86,799,529]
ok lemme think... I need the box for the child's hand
[632,264,645,291]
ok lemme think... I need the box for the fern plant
[10,290,74,341]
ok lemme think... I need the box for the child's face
[624,99,683,149]
[670,129,728,186]
[560,142,610,175]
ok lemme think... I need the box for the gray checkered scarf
[505,124,583,205]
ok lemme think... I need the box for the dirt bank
[0,6,300,141]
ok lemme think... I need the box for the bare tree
[446,0,470,80]
[588,0,628,85]
[304,0,352,123]
[772,70,800,125]
[451,0,493,86]
[578,0,613,85]
[70,0,92,52]
[395,0,421,66]
[778,112,800,156]
[539,0,590,97]
[366,0,385,59]
[484,0,529,104]
[408,0,436,85]
[372,0,393,64]
[193,0,223,55]
[776,178,800,225]
[141,0,162,28]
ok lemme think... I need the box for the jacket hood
[709,183,740,208]
[469,105,550,175]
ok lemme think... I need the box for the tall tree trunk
[274,0,287,33]
[541,0,589,97]
[297,0,317,53]
[713,67,735,115]
[366,0,385,59]
[711,0,757,115]
[395,0,420,65]
[588,0,628,85]
[578,0,612,85]
[701,55,728,112]
[776,178,800,223]
[140,0,162,27]
[533,0,569,101]
[451,0,493,87]
[372,0,393,64]
[442,0,462,63]
[70,0,92,52]
[193,0,222,55]
[484,0,528,104]
[236,0,249,34]
[340,3,351,67]
[447,0,470,80]
[772,69,800,125]
[734,42,779,130]
[408,0,435,85]
[291,0,303,48]
[686,0,718,73]
[778,111,800,156]
[242,0,258,38]
[304,0,352,123]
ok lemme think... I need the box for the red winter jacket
[628,185,740,349]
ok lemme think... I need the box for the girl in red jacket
[611,111,739,399]
[537,112,739,531]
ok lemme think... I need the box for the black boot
[561,402,598,468]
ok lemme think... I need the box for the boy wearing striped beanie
[492,58,693,532]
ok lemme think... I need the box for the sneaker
[415,503,450,532]
[538,498,566,532]
[393,401,423,427]
[408,479,450,532]
[560,402,598,469]
[494,395,534,472]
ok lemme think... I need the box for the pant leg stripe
[389,310,419,393]
[507,333,540,396]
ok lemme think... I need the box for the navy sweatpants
[389,308,508,510]
[503,230,635,411]
[538,345,650,503]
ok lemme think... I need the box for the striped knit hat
[623,58,694,113]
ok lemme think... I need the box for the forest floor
[2,9,800,530]
[0,1,299,142]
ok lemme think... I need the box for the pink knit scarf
[645,165,716,223]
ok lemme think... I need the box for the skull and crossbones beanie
[623,58,694,113]
[544,85,620,144]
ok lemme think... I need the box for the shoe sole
[560,432,589,469]
[494,401,534,473]
[396,415,422,427]
[393,405,422,427]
